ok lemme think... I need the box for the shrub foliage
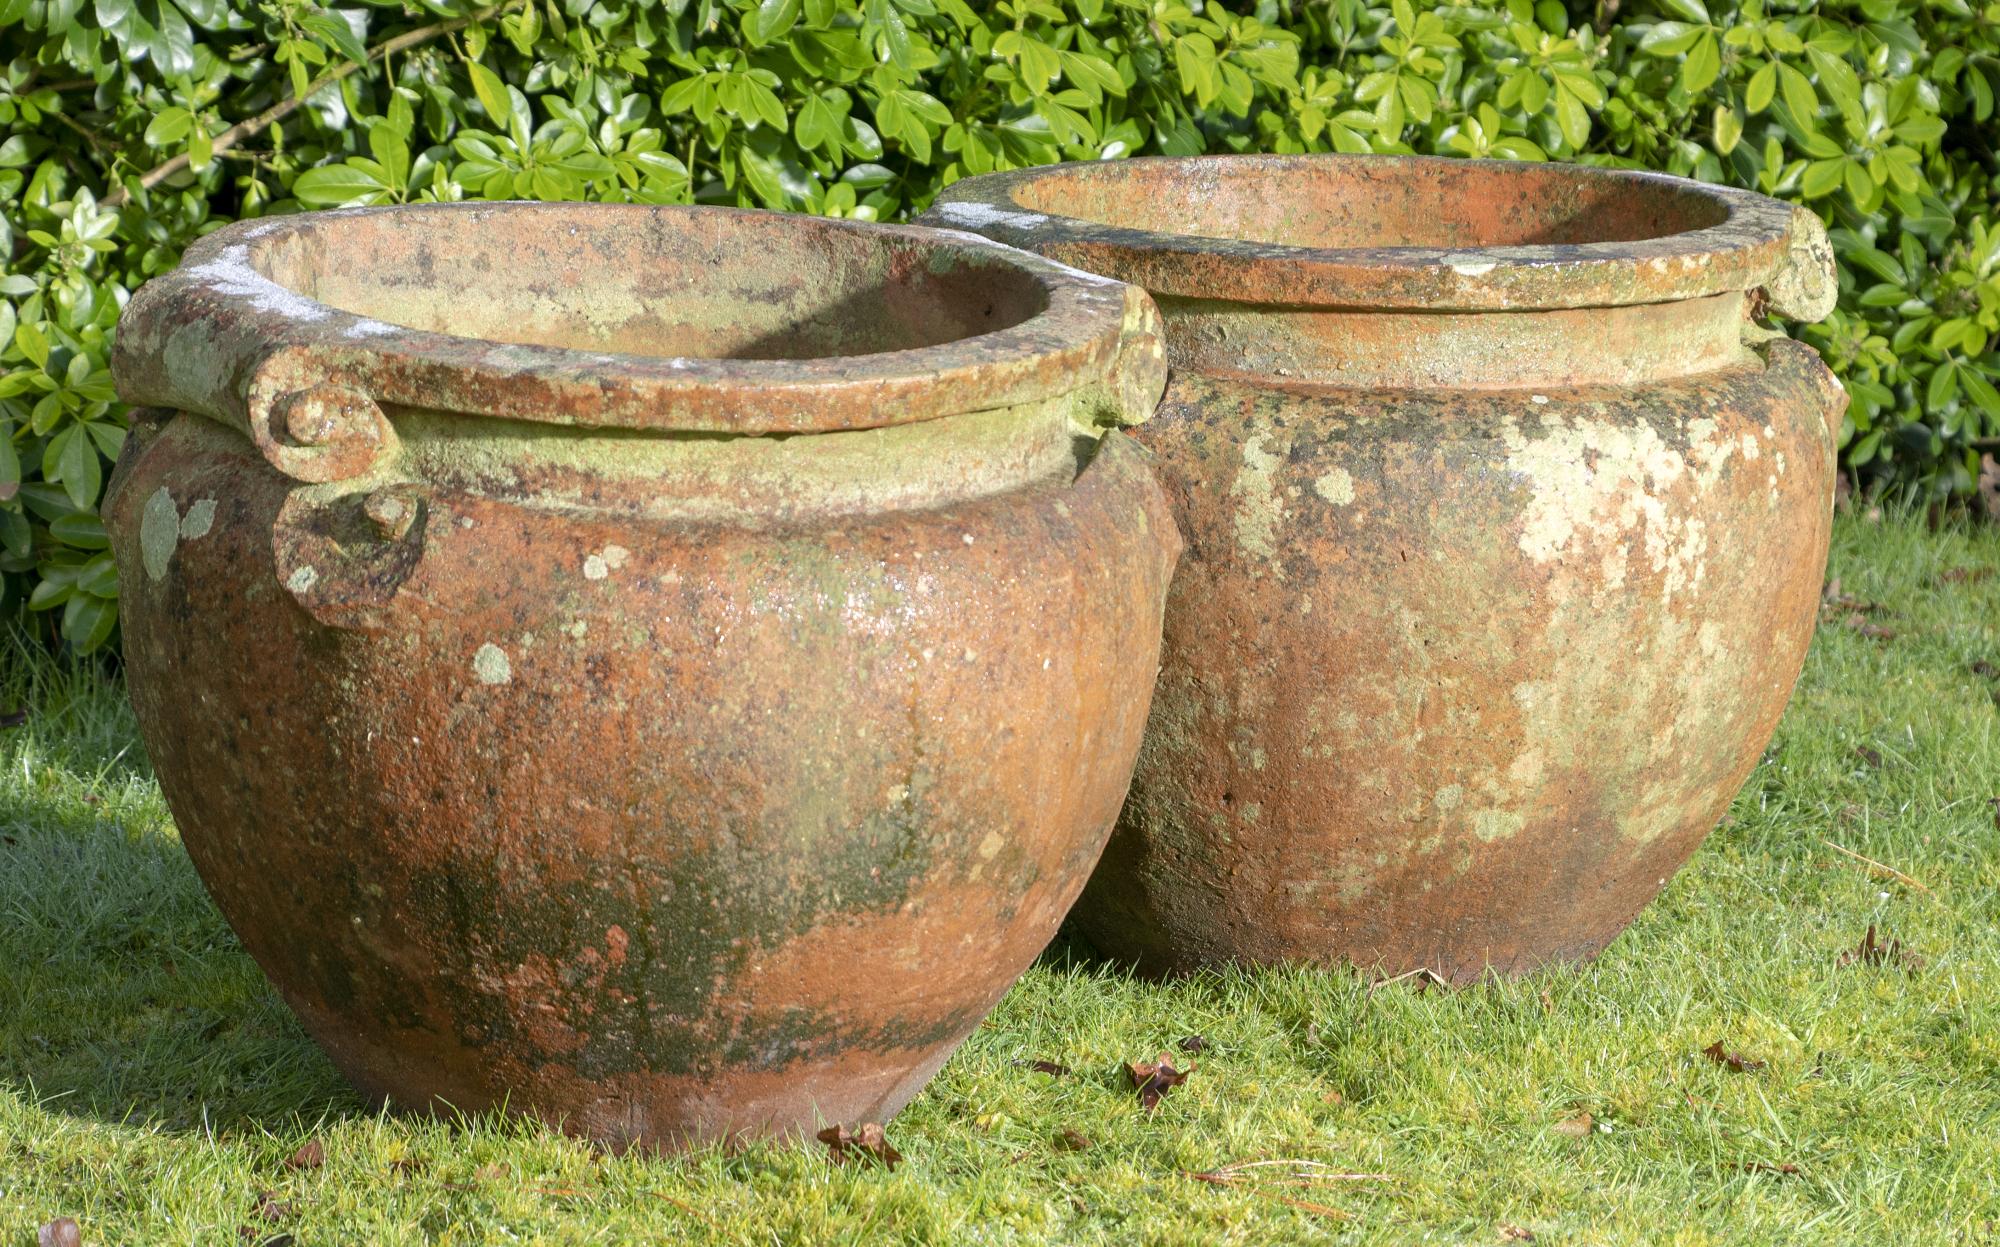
[2,0,1997,648]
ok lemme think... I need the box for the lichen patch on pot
[1230,430,1288,567]
[584,544,632,580]
[472,642,513,685]
[179,498,217,540]
[139,486,178,582]
[1313,467,1356,506]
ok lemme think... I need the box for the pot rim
[927,154,1825,314]
[111,202,1156,436]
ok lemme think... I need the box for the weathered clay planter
[928,155,1845,982]
[105,203,1179,1148]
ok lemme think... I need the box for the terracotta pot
[105,203,1179,1148]
[927,155,1845,982]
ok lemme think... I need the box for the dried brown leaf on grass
[1738,1160,1802,1176]
[253,1192,296,1223]
[1053,1126,1091,1152]
[1017,1059,1071,1077]
[817,1122,903,1169]
[282,1139,324,1170]
[1937,566,1994,584]
[1819,579,1898,638]
[1549,1112,1593,1138]
[1844,614,1898,640]
[1838,924,1925,972]
[1820,578,1883,614]
[1127,1052,1193,1113]
[38,1220,82,1247]
[1701,1041,1767,1072]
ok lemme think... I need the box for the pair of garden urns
[106,155,1845,1150]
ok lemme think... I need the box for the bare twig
[1185,1159,1394,1185]
[1183,1162,1385,1222]
[101,0,525,209]
[49,111,120,153]
[1276,1195,1355,1220]
[1367,965,1444,992]
[1821,838,1934,897]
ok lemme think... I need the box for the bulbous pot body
[928,156,1846,982]
[105,204,1179,1148]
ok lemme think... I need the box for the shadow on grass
[0,635,365,1137]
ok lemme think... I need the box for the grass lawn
[2,511,1996,1246]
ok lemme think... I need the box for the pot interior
[1007,158,1731,251]
[250,206,1051,361]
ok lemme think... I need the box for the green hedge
[3,0,1997,650]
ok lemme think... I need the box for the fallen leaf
[474,1163,508,1181]
[1820,579,1883,614]
[1127,1052,1193,1113]
[1843,613,1897,640]
[816,1122,903,1169]
[1178,1034,1208,1054]
[1854,745,1884,769]
[1018,1059,1070,1077]
[1053,1126,1091,1152]
[1937,567,1994,585]
[1538,988,1554,1013]
[253,1192,295,1223]
[1738,1161,1801,1176]
[1,708,26,730]
[1701,1040,1767,1072]
[388,1155,426,1176]
[38,1219,82,1247]
[1320,1089,1345,1107]
[1971,661,1998,679]
[1501,1226,1537,1242]
[281,1140,323,1171]
[1837,923,1925,972]
[1550,1112,1593,1138]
